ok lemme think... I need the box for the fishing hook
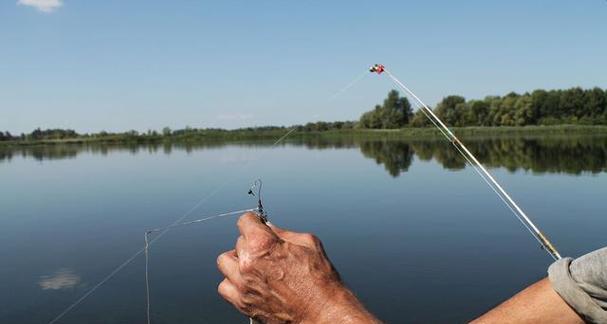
[248,179,267,223]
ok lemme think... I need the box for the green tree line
[0,128,78,142]
[2,86,606,143]
[360,87,607,128]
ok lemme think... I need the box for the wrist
[302,284,379,324]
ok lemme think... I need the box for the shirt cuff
[548,257,607,324]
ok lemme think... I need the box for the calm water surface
[1,135,606,323]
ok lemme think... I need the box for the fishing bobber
[369,64,385,74]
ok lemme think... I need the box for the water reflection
[359,141,414,177]
[1,135,606,176]
[408,136,607,175]
[38,269,81,290]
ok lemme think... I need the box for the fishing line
[146,208,257,234]
[386,73,534,235]
[48,127,298,324]
[48,248,144,324]
[382,67,561,260]
[402,79,540,242]
[50,67,371,323]
[50,66,539,324]
[329,70,369,101]
[387,70,549,252]
[144,207,257,324]
[145,181,266,324]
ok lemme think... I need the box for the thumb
[267,222,318,249]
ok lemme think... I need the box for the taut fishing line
[408,86,542,247]
[48,128,297,324]
[49,75,336,323]
[144,207,258,324]
[372,64,561,260]
[145,180,267,324]
[49,64,554,324]
[329,69,369,101]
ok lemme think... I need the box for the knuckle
[239,259,255,273]
[242,211,257,218]
[237,212,257,226]
[302,233,319,244]
[249,235,274,249]
[233,280,246,292]
[236,235,245,245]
[236,236,245,250]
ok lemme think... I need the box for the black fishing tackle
[248,179,267,223]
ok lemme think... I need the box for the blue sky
[1,0,606,134]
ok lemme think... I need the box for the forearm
[471,278,583,324]
[306,287,380,324]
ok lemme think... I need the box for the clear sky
[1,0,606,134]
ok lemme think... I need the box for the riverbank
[2,125,607,147]
[315,125,607,140]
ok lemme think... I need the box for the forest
[2,87,606,144]
[360,87,607,129]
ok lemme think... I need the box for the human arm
[217,213,380,324]
[471,278,583,324]
[473,247,607,324]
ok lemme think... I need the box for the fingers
[267,222,319,250]
[235,235,247,258]
[217,250,242,285]
[237,213,279,254]
[237,212,275,240]
[218,279,241,308]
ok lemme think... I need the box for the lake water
[1,134,606,323]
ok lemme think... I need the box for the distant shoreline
[2,125,607,147]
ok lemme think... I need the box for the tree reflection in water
[1,135,606,176]
[359,141,414,177]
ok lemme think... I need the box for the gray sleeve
[548,247,607,324]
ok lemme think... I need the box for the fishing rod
[369,64,561,261]
[49,66,561,324]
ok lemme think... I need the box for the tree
[162,127,172,136]
[381,90,413,128]
[359,106,383,129]
[359,90,412,129]
[584,88,606,120]
[514,95,533,126]
[468,100,490,126]
[410,110,431,127]
[435,96,466,126]
[31,128,42,140]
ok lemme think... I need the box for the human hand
[217,212,379,324]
